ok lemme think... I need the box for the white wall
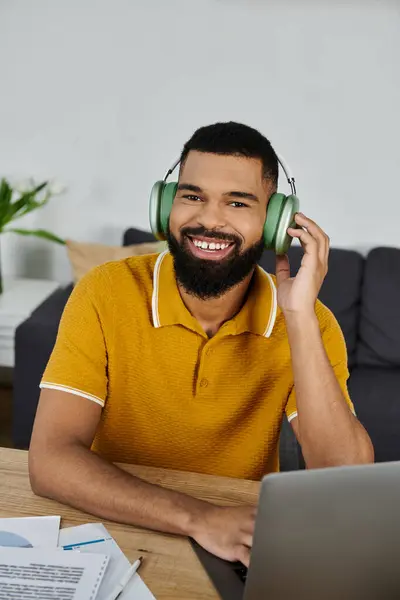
[0,0,399,283]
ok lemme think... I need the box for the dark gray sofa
[13,228,400,469]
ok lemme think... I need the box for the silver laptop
[191,461,400,600]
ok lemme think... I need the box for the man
[29,122,373,567]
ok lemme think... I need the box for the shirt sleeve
[285,301,356,423]
[40,266,109,407]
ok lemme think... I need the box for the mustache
[180,226,241,245]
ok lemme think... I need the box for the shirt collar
[151,250,278,338]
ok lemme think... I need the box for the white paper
[59,523,156,599]
[0,546,109,600]
[0,516,60,548]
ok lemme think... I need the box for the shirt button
[200,378,209,388]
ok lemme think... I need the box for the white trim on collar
[152,250,169,328]
[258,267,278,338]
[151,253,277,336]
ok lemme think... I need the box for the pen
[104,556,143,600]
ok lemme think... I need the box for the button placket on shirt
[196,341,214,393]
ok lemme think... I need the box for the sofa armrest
[13,285,73,448]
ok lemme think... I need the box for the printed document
[59,523,156,599]
[0,546,109,600]
[0,516,60,548]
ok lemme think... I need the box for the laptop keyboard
[234,565,248,583]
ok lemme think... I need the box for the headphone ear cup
[263,193,300,255]
[263,193,286,250]
[149,181,165,240]
[149,181,177,240]
[160,182,178,238]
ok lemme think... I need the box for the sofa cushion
[66,238,166,282]
[14,285,74,448]
[29,285,74,324]
[123,228,157,246]
[348,367,400,462]
[357,247,400,367]
[258,246,364,367]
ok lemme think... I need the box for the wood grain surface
[0,448,260,599]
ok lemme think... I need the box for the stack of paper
[0,547,109,600]
[59,523,156,599]
[0,517,108,599]
[0,516,156,599]
[0,516,60,548]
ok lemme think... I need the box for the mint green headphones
[149,153,299,255]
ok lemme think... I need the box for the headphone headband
[163,159,180,182]
[163,153,296,196]
[276,154,297,196]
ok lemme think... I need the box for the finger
[294,213,328,242]
[241,515,256,533]
[241,509,257,533]
[296,213,330,266]
[294,213,329,261]
[236,545,251,568]
[241,532,253,548]
[298,230,328,271]
[275,254,290,287]
[287,227,318,258]
[289,227,328,277]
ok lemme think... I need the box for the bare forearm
[285,312,373,467]
[29,443,207,536]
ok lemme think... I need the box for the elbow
[28,447,55,498]
[29,474,46,498]
[338,432,374,467]
[357,435,375,465]
[303,430,375,470]
[353,419,375,465]
[339,430,374,467]
[28,454,45,497]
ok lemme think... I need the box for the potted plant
[0,177,66,294]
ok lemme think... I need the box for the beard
[165,225,265,300]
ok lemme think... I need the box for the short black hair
[179,121,279,186]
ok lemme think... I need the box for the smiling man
[29,122,374,567]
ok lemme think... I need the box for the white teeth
[192,238,231,251]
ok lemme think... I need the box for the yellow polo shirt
[40,250,354,480]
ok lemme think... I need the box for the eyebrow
[177,183,203,193]
[223,190,259,203]
[177,183,259,203]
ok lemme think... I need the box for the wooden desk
[0,448,260,600]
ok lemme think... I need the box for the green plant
[0,177,66,293]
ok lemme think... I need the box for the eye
[183,195,202,202]
[230,201,249,208]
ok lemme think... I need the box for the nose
[195,200,227,232]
